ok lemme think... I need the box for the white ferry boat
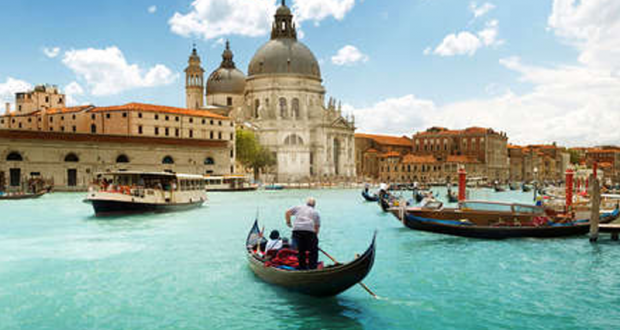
[85,171,207,216]
[204,175,258,192]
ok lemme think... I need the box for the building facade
[508,144,569,182]
[1,87,235,191]
[409,127,509,182]
[355,133,412,181]
[189,2,356,182]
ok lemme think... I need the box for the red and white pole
[565,169,574,213]
[593,162,598,180]
[458,168,467,202]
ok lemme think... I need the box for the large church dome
[247,2,321,80]
[207,41,246,94]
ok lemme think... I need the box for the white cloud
[350,1,620,146]
[430,19,501,56]
[433,31,482,57]
[345,95,435,137]
[469,2,495,19]
[148,5,157,14]
[548,0,620,71]
[331,45,369,66]
[0,77,31,114]
[292,0,355,23]
[169,0,276,40]
[62,46,177,96]
[64,81,84,106]
[169,0,356,40]
[43,46,61,58]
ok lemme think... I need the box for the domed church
[184,0,356,182]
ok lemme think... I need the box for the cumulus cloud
[292,0,355,23]
[469,2,495,19]
[429,19,501,56]
[64,81,85,106]
[148,5,157,14]
[43,46,61,58]
[62,46,177,96]
[331,45,368,66]
[433,32,482,57]
[0,77,31,113]
[169,0,276,39]
[350,1,620,146]
[169,0,356,40]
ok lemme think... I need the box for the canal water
[1,188,619,330]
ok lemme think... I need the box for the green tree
[568,149,581,165]
[235,129,276,180]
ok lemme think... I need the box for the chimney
[5,102,9,114]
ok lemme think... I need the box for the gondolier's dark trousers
[292,230,318,270]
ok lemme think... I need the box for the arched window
[64,153,79,162]
[116,154,130,163]
[254,99,260,118]
[279,98,288,118]
[6,151,23,161]
[204,157,215,165]
[292,98,300,119]
[284,134,304,146]
[162,156,174,164]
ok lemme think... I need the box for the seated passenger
[265,230,283,255]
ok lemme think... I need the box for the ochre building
[355,133,412,181]
[1,87,235,191]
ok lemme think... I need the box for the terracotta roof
[0,129,228,148]
[380,151,401,158]
[364,148,379,154]
[90,103,229,120]
[402,154,437,164]
[599,162,613,168]
[46,105,93,115]
[415,126,495,137]
[587,149,619,154]
[355,133,412,147]
[446,155,480,164]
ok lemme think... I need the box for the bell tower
[271,0,297,40]
[185,45,205,109]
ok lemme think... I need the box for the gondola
[245,220,376,297]
[494,185,506,192]
[361,190,379,202]
[522,184,532,193]
[388,200,620,240]
[446,191,458,203]
[0,191,47,200]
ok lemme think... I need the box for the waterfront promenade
[1,189,619,329]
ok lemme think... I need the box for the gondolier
[285,197,321,270]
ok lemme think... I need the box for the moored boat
[84,171,206,216]
[245,220,376,297]
[0,190,47,200]
[204,175,258,192]
[362,190,379,202]
[389,200,618,239]
[264,184,285,190]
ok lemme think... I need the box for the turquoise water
[1,188,619,330]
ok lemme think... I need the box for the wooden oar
[318,247,378,299]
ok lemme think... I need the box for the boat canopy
[460,200,544,215]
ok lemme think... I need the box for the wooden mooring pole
[589,174,600,243]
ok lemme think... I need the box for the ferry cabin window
[204,157,215,165]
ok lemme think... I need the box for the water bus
[203,175,258,192]
[85,171,206,216]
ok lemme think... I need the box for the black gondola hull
[246,221,376,297]
[396,211,591,239]
[361,191,379,202]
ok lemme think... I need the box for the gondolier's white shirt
[289,205,321,233]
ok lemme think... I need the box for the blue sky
[1,0,619,146]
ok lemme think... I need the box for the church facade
[187,2,356,182]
